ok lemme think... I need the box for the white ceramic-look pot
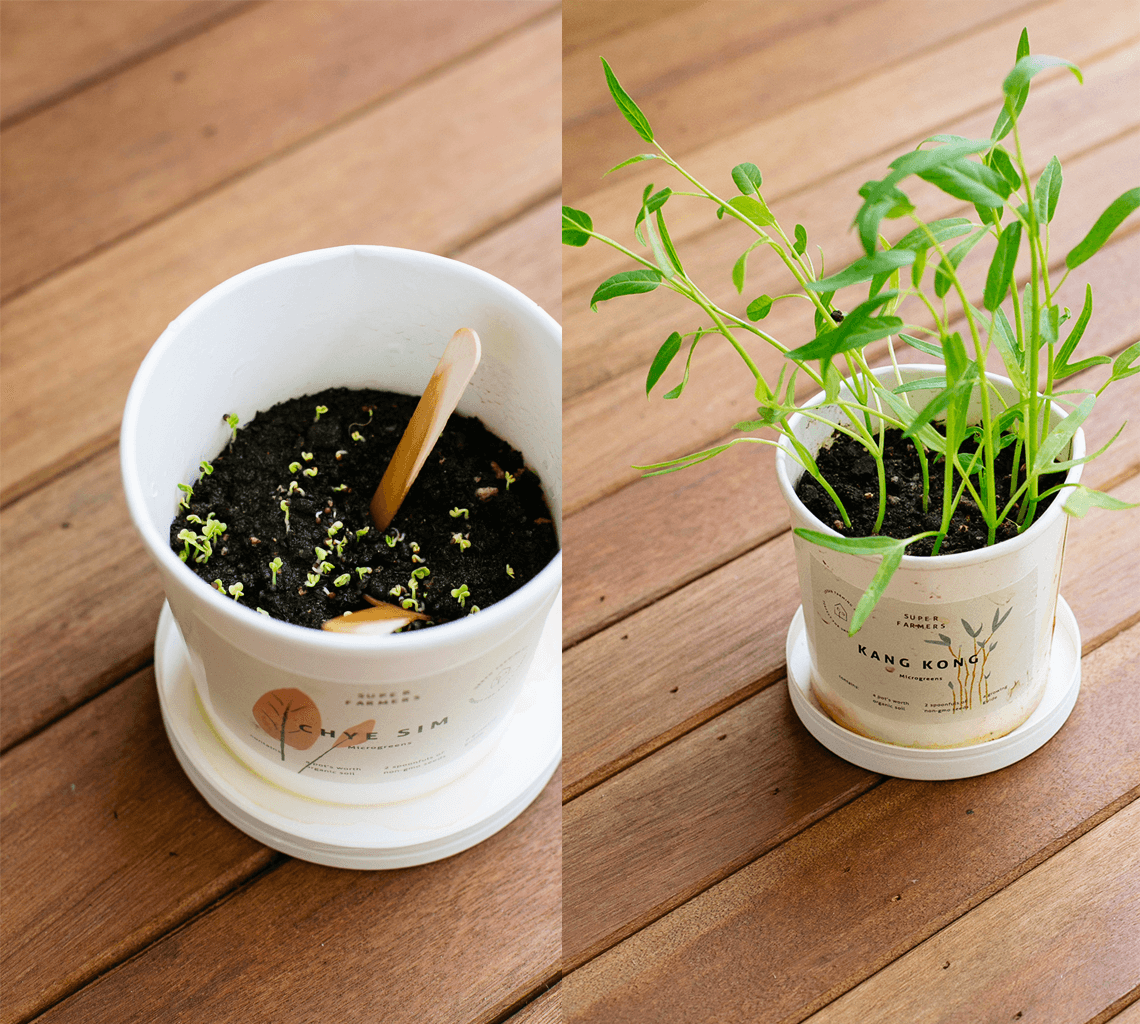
[122,246,561,804]
[776,364,1082,748]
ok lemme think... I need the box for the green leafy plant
[225,413,240,441]
[565,38,1138,634]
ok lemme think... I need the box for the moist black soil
[795,427,1063,557]
[170,388,557,631]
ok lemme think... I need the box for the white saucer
[785,596,1081,780]
[154,595,561,869]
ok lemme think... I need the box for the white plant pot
[776,364,1082,749]
[122,246,562,807]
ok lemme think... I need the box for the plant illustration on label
[925,605,1014,712]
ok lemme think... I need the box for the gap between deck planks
[562,622,1140,1022]
[0,0,253,126]
[564,465,1140,802]
[0,195,560,754]
[0,0,556,301]
[0,9,561,506]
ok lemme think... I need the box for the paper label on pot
[807,557,1037,724]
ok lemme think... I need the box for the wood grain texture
[564,682,877,969]
[564,623,1140,1024]
[563,1,702,56]
[563,0,1042,200]
[1,0,553,299]
[563,0,1137,296]
[0,669,275,1024]
[0,447,162,751]
[37,770,562,1024]
[803,796,1140,1024]
[0,0,248,124]
[508,984,561,1024]
[562,326,1140,649]
[0,11,561,505]
[564,470,1140,800]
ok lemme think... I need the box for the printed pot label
[808,557,1037,724]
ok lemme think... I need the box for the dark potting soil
[795,427,1063,557]
[170,388,558,631]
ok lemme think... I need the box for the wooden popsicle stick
[370,327,482,532]
[321,598,429,634]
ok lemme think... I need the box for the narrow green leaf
[727,194,776,228]
[1002,54,1083,97]
[904,364,978,439]
[786,291,901,370]
[732,249,749,294]
[1065,187,1140,269]
[990,307,1026,392]
[918,160,1007,209]
[601,57,653,142]
[983,221,1022,311]
[1033,395,1095,474]
[663,334,700,399]
[992,30,1033,142]
[893,218,974,253]
[911,247,927,288]
[746,294,773,321]
[589,269,662,311]
[646,332,683,395]
[807,249,915,292]
[793,224,808,255]
[1107,341,1140,384]
[604,153,660,175]
[1034,156,1063,224]
[642,211,674,279]
[854,180,913,255]
[1063,484,1140,518]
[986,145,1022,189]
[655,208,685,276]
[562,206,592,247]
[1052,283,1094,380]
[899,332,941,357]
[794,529,904,557]
[731,162,763,196]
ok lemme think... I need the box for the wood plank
[564,681,877,969]
[0,448,162,751]
[1111,999,1140,1024]
[508,984,561,1024]
[0,12,561,505]
[0,669,275,1024]
[0,198,558,753]
[563,1,703,56]
[563,0,1041,200]
[564,470,1140,799]
[565,40,1140,401]
[563,622,1140,1023]
[0,0,554,300]
[564,121,1140,514]
[562,283,1140,649]
[0,1,248,124]
[563,0,1138,296]
[803,798,1140,1024]
[37,771,562,1024]
[452,197,562,324]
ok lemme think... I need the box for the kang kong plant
[564,32,1139,635]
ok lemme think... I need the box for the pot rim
[773,362,1085,570]
[120,244,562,653]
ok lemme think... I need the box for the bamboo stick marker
[370,327,482,532]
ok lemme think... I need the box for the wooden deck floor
[1,2,1138,1023]
[0,4,560,1022]
[561,2,1139,1022]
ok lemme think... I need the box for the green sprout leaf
[731,162,763,196]
[1065,187,1140,269]
[646,331,683,395]
[1002,54,1083,99]
[991,29,1032,142]
[1033,395,1094,474]
[450,583,471,607]
[314,405,328,422]
[807,248,915,292]
[562,205,593,247]
[746,294,773,321]
[605,153,660,175]
[1052,284,1109,380]
[983,221,1021,311]
[589,269,662,311]
[727,194,775,229]
[1034,155,1063,225]
[601,56,653,142]
[333,573,350,588]
[225,413,239,441]
[1063,484,1140,517]
[793,224,808,255]
[794,530,938,636]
